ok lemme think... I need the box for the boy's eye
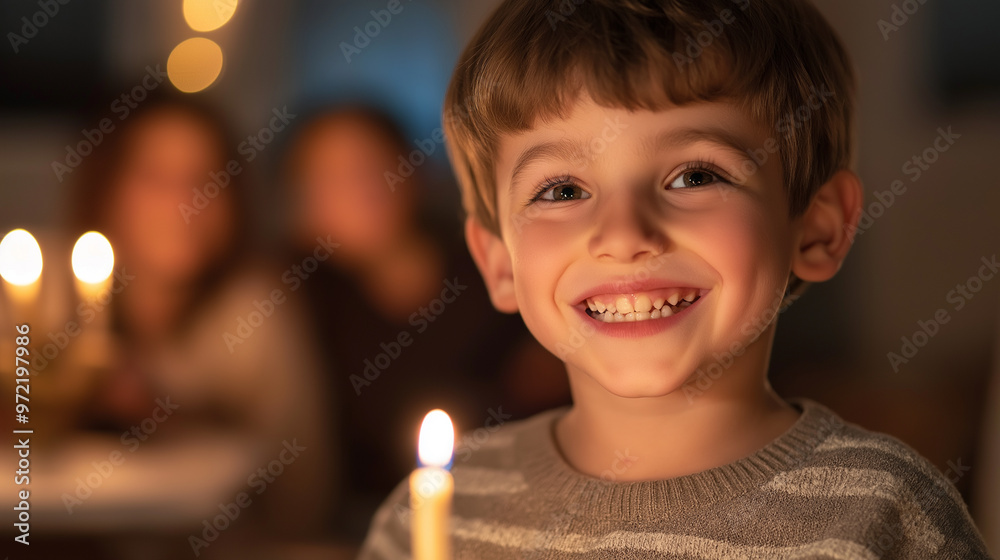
[537,182,591,202]
[668,169,719,189]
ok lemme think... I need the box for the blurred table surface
[2,431,256,532]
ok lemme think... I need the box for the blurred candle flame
[72,232,114,285]
[418,410,454,469]
[0,229,43,286]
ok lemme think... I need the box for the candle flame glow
[418,409,454,468]
[72,232,114,284]
[0,229,43,286]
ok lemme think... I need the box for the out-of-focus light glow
[72,232,114,284]
[0,229,43,286]
[417,410,454,469]
[183,0,238,32]
[168,37,224,93]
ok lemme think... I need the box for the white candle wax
[411,409,455,560]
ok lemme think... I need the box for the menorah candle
[410,409,455,560]
[0,229,43,311]
[71,231,114,304]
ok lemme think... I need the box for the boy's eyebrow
[643,127,758,165]
[509,140,585,189]
[508,126,761,189]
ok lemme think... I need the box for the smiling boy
[358,0,992,558]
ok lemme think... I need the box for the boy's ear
[791,169,864,283]
[465,217,519,313]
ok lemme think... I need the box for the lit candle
[71,231,114,303]
[0,229,44,309]
[411,409,454,560]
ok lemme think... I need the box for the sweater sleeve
[884,457,993,559]
[811,430,994,559]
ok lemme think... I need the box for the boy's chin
[584,366,695,400]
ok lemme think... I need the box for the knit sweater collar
[515,397,842,521]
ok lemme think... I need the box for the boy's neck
[554,328,801,482]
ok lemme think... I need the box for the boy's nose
[587,195,668,263]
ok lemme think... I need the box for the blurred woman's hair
[282,103,412,186]
[71,90,252,336]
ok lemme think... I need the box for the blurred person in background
[63,93,332,557]
[283,105,569,544]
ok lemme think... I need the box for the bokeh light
[167,37,224,93]
[0,229,43,286]
[183,0,238,32]
[71,231,115,284]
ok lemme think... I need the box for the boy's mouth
[582,288,703,323]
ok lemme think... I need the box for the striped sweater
[358,397,993,559]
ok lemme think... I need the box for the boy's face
[484,96,800,398]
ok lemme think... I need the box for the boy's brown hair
[443,0,856,236]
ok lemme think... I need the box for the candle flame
[418,409,454,468]
[0,229,43,286]
[72,232,114,284]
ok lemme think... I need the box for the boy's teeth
[586,295,691,323]
[616,297,633,314]
[583,288,703,323]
